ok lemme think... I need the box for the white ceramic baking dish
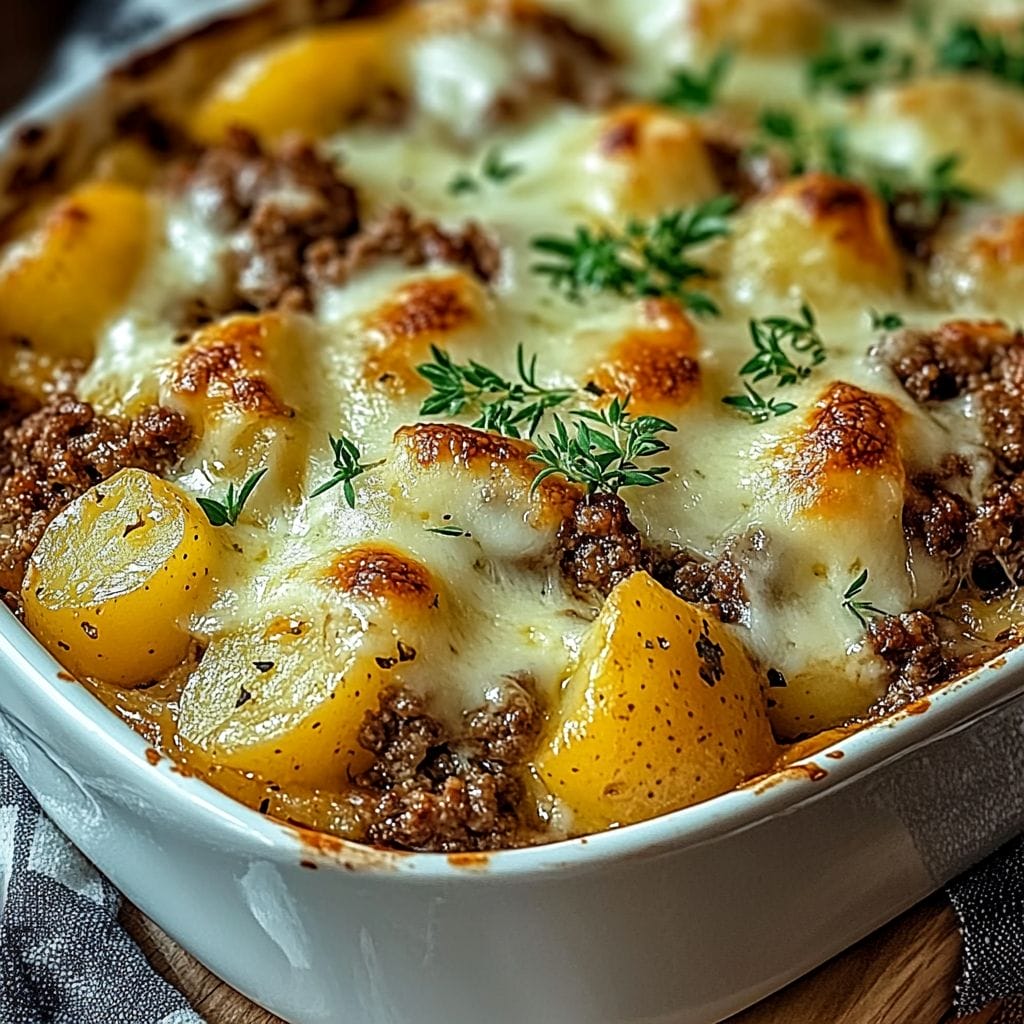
[3,5,1024,1022]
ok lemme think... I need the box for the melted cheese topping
[26,0,1024,834]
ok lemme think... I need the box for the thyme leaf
[531,195,736,316]
[416,345,576,439]
[197,468,267,527]
[529,396,676,495]
[739,304,826,388]
[721,382,798,424]
[842,568,889,628]
[310,434,383,507]
[656,49,733,112]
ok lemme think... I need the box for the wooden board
[120,895,1006,1024]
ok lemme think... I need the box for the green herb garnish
[531,196,736,316]
[426,525,471,537]
[656,49,733,112]
[721,383,798,425]
[310,434,383,507]
[842,569,889,628]
[417,345,576,439]
[197,469,267,527]
[808,32,916,96]
[447,147,523,195]
[739,305,826,388]
[529,397,676,495]
[935,20,1024,87]
[870,310,905,331]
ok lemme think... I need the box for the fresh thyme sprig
[531,195,736,316]
[841,569,889,628]
[935,21,1024,87]
[197,468,267,527]
[529,397,676,496]
[739,305,826,388]
[310,434,384,507]
[808,32,916,95]
[721,383,798,424]
[656,49,733,112]
[448,147,523,196]
[416,345,576,439]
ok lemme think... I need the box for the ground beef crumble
[178,127,501,314]
[557,492,750,624]
[867,611,948,714]
[354,681,542,852]
[0,396,190,601]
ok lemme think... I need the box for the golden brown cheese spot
[394,422,581,525]
[728,173,903,306]
[776,382,904,513]
[324,545,436,606]
[362,274,484,390]
[172,316,292,418]
[590,104,719,216]
[688,0,825,55]
[788,174,900,270]
[589,300,701,411]
[930,215,1024,312]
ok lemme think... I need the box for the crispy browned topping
[365,276,481,343]
[786,173,900,268]
[589,300,701,410]
[172,318,292,418]
[325,546,436,604]
[801,382,901,474]
[0,397,190,599]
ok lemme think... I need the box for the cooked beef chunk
[875,320,1021,404]
[703,132,787,202]
[355,680,541,852]
[557,492,652,598]
[903,475,971,560]
[306,204,501,290]
[868,611,948,709]
[179,129,501,312]
[182,127,360,311]
[653,552,749,625]
[0,396,190,597]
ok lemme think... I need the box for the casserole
[4,1,1024,1021]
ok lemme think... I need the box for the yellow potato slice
[23,469,215,687]
[190,20,400,143]
[0,181,151,360]
[177,616,395,788]
[536,571,777,834]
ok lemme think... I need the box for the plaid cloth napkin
[4,2,1024,1022]
[0,756,204,1024]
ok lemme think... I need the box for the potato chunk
[0,181,150,360]
[178,545,442,789]
[190,20,400,143]
[22,469,215,687]
[537,572,777,834]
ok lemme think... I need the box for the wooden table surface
[121,894,1007,1024]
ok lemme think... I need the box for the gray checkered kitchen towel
[0,757,204,1024]
[6,2,1024,1023]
